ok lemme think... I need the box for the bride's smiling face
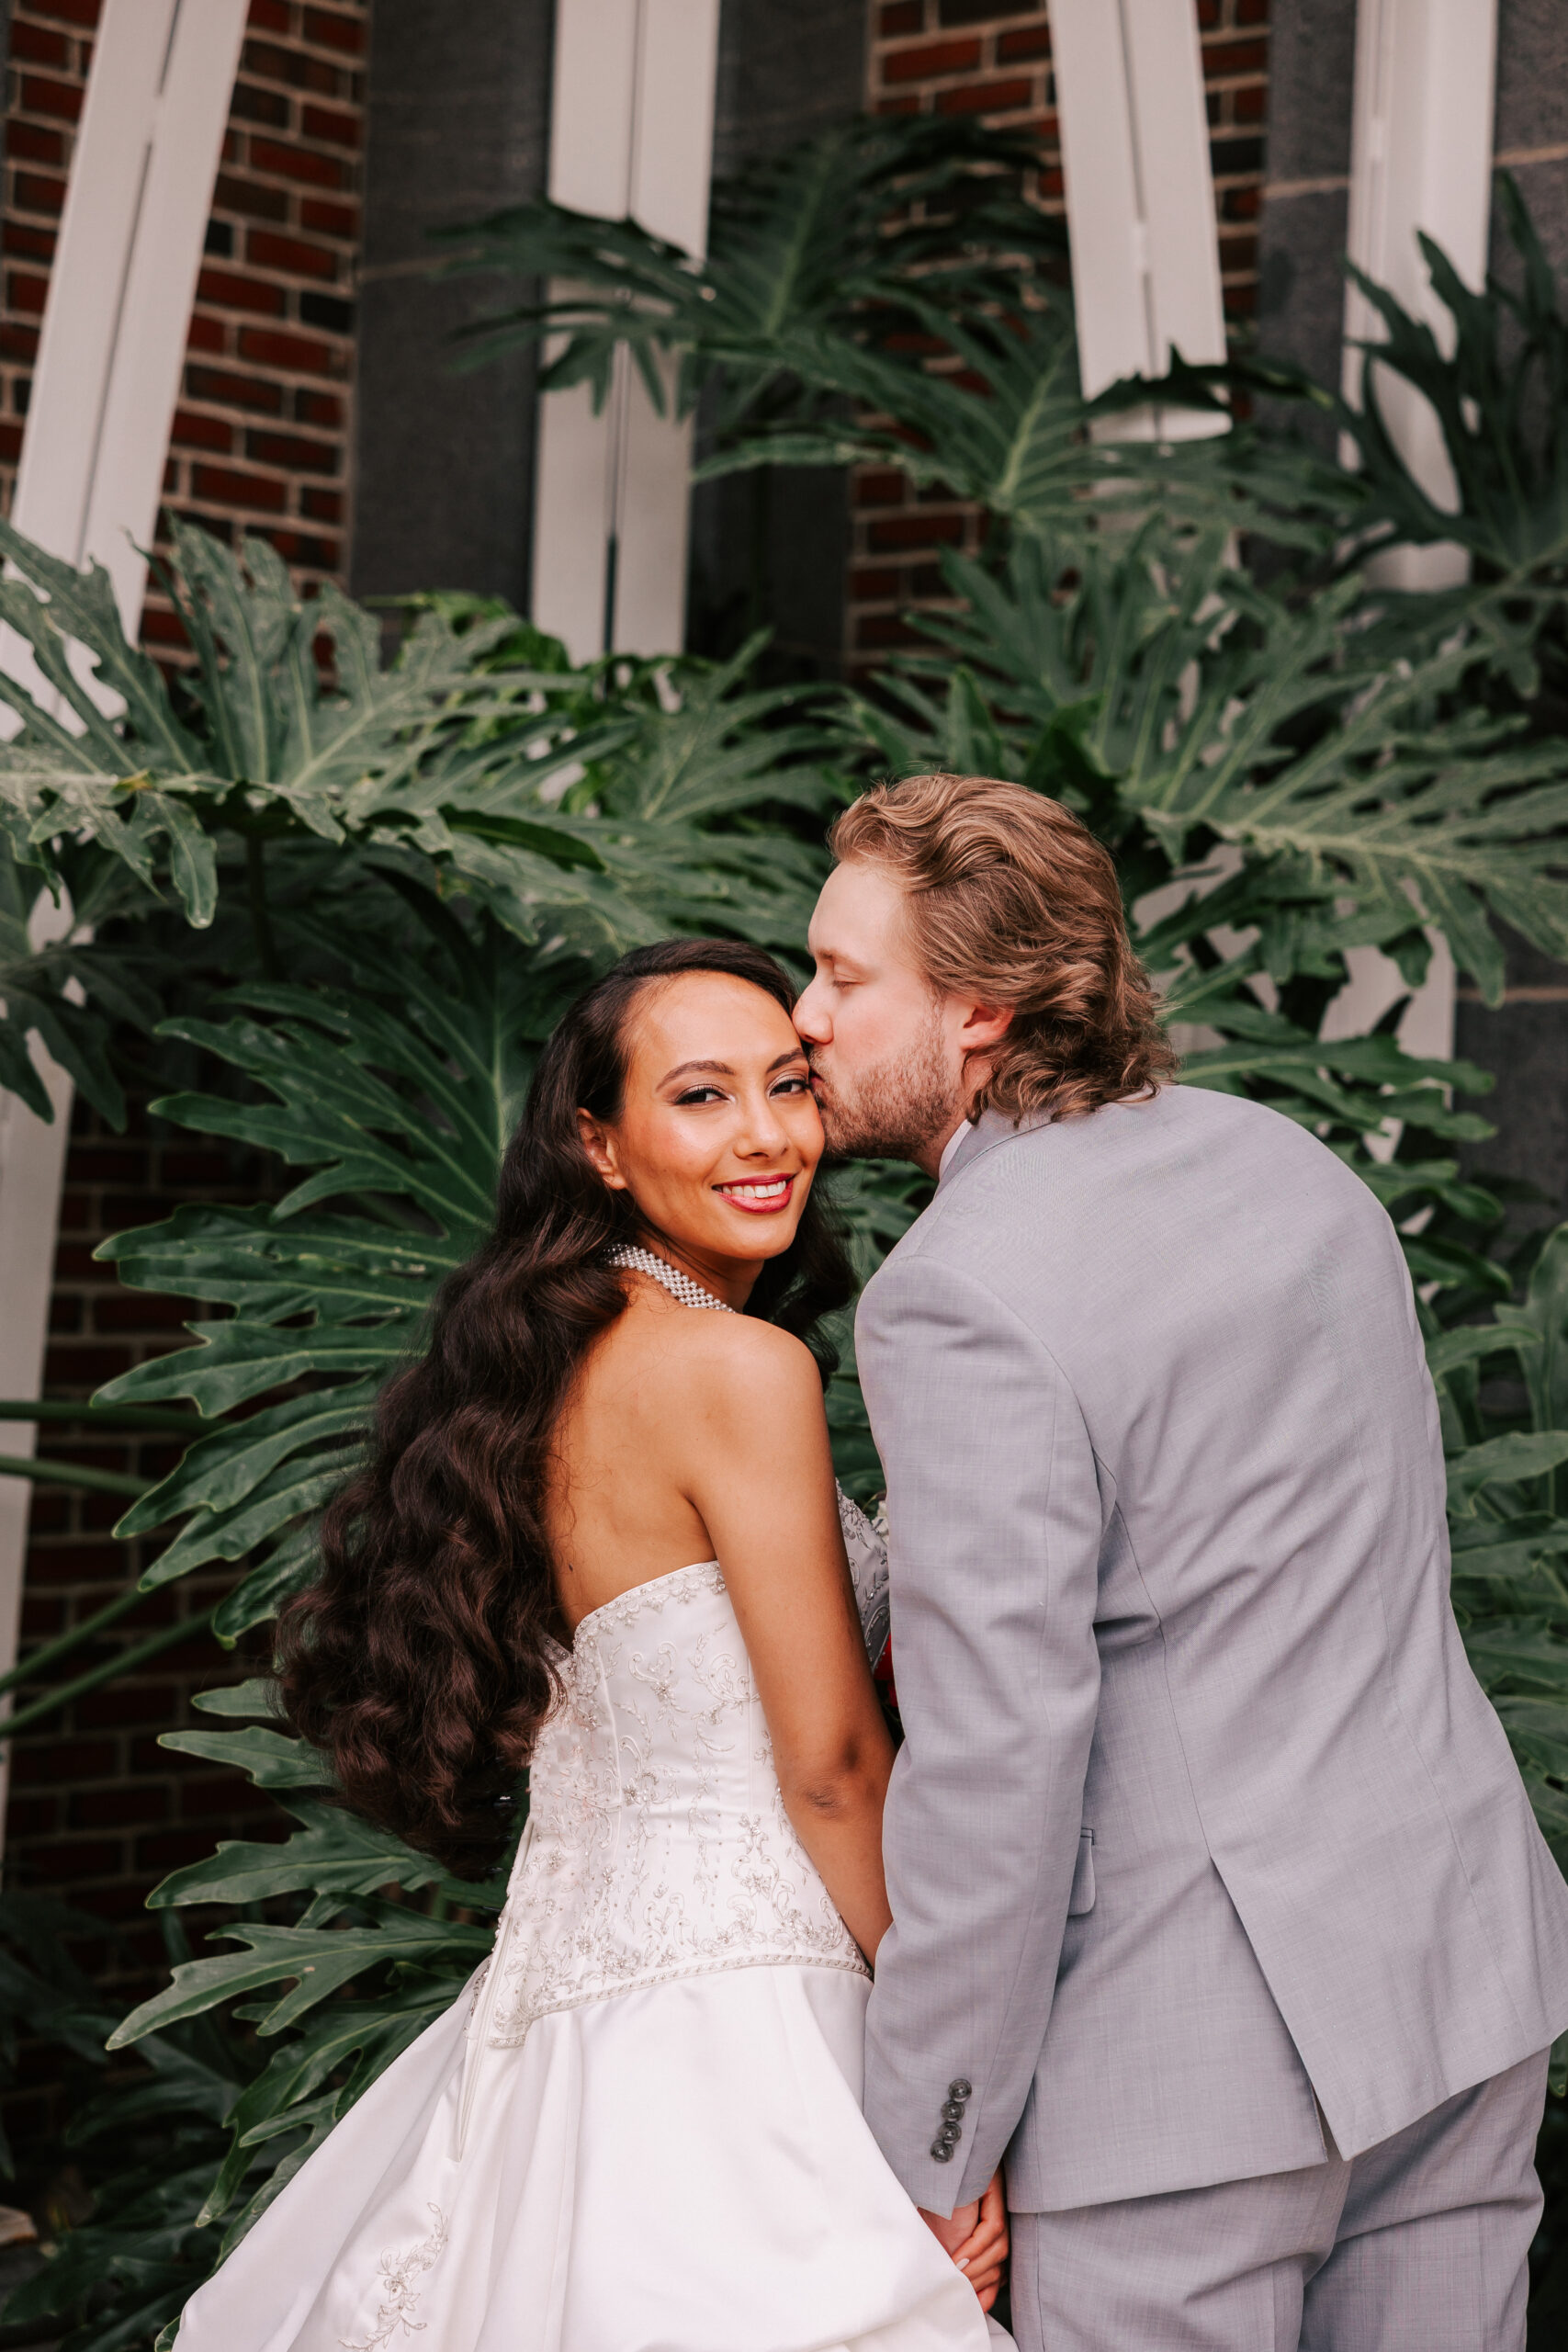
[577,972,824,1280]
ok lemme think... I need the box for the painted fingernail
[956,2258,969,2271]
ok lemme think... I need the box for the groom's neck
[919,1114,972,1183]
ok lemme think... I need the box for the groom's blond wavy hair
[829,773,1177,1124]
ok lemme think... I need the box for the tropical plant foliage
[0,514,837,1118]
[444,113,1342,555]
[1323,174,1568,605]
[440,116,1066,429]
[4,117,1568,2346]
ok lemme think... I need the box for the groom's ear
[958,998,1014,1054]
[577,1108,628,1190]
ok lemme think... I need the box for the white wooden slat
[1335,0,1500,1067]
[547,0,642,223]
[79,1,252,636]
[6,0,248,678]
[1123,0,1227,390]
[530,0,722,660]
[0,894,75,1803]
[1049,0,1149,395]
[1342,0,1499,594]
[0,0,247,1837]
[626,0,720,254]
[1050,0,1228,442]
[529,0,646,665]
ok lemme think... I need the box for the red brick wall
[1,0,366,657]
[851,0,1270,674]
[4,1096,280,2015]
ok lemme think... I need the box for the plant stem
[246,835,281,980]
[748,463,770,647]
[0,1608,218,1743]
[0,1453,149,1498]
[0,1580,161,1702]
[0,1400,204,1434]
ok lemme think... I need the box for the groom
[794,772,1568,2349]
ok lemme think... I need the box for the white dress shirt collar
[937,1122,972,1184]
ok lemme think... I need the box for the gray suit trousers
[1010,2050,1549,2351]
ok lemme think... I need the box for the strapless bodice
[477,1562,868,2049]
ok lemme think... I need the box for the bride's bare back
[546,1279,820,1630]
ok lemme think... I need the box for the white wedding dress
[173,1507,1001,2352]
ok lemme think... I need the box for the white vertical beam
[1335,0,1498,1064]
[0,897,75,1804]
[0,0,247,1828]
[530,0,722,659]
[5,0,250,669]
[1050,0,1229,441]
[1342,0,1499,594]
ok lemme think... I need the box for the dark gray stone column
[1459,2,1568,1227]
[1492,0,1568,282]
[1254,0,1358,408]
[350,0,553,607]
[1457,936,1568,1230]
[709,0,869,181]
[685,0,870,680]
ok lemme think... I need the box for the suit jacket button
[931,2141,953,2161]
[949,2078,972,2100]
[942,2100,964,2122]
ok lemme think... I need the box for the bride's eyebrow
[660,1050,807,1085]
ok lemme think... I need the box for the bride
[172,938,1009,2352]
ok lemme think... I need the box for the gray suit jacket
[856,1084,1568,2216]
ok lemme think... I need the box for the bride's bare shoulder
[651,1308,825,1425]
[667,1306,817,1374]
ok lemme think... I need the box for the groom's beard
[811,1008,962,1164]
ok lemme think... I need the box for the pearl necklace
[608,1242,737,1314]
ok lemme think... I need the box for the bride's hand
[950,2170,1008,2313]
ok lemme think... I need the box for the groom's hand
[921,2173,1009,2313]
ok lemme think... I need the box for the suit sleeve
[858,1249,1102,2215]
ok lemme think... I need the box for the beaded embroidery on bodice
[480,1562,868,2048]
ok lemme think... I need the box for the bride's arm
[674,1317,895,1964]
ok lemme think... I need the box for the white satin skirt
[173,1963,1007,2352]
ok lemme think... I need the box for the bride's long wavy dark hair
[276,940,853,1876]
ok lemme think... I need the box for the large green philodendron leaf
[0,845,165,1123]
[92,915,551,1620]
[1138,668,1568,1008]
[865,532,1568,1009]
[110,1905,492,2049]
[694,299,1116,540]
[142,1796,453,1909]
[0,514,516,890]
